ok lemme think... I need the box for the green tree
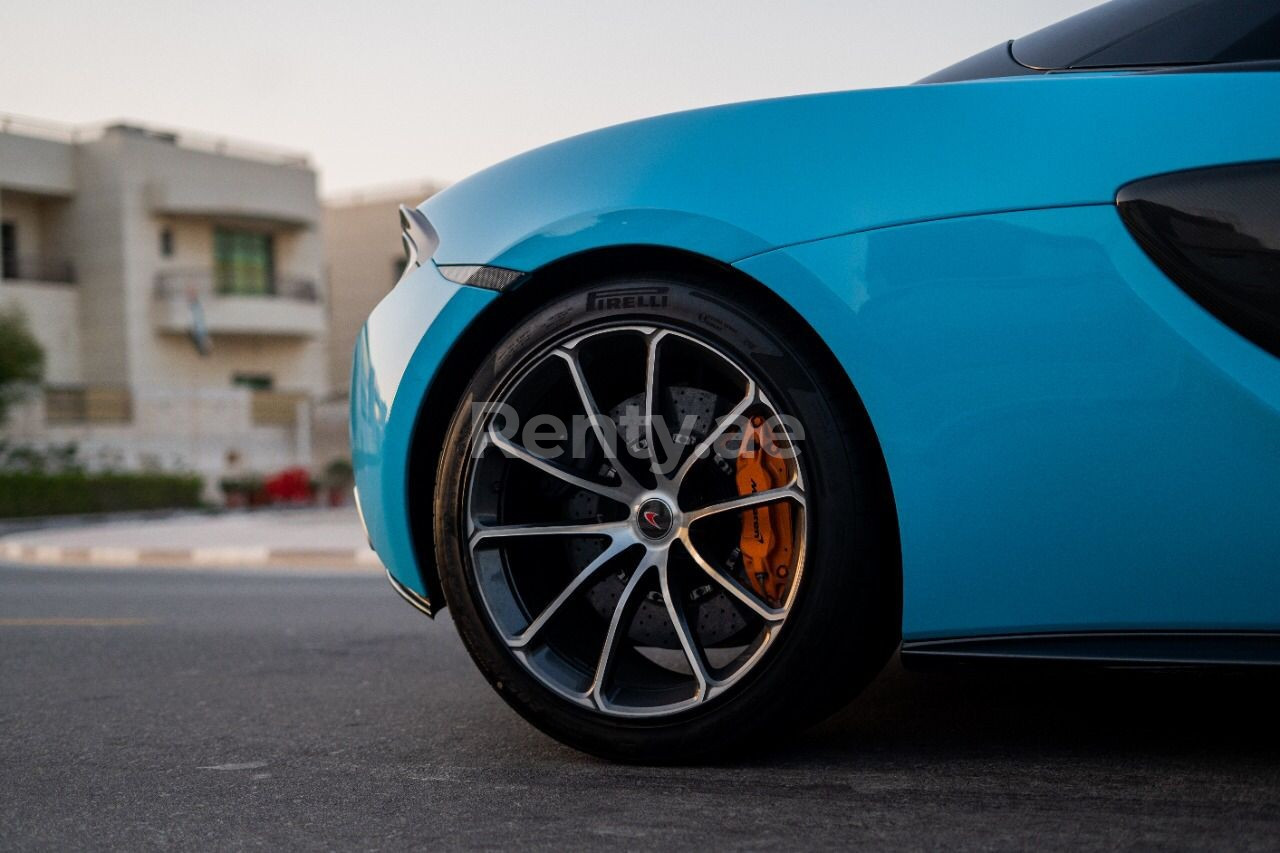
[0,306,45,425]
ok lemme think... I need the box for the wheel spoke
[643,330,668,481]
[677,533,787,622]
[553,348,642,493]
[671,381,756,488]
[590,561,654,709]
[470,520,626,549]
[484,426,632,505]
[509,533,637,649]
[657,556,711,696]
[683,481,805,524]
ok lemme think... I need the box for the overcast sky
[0,0,1098,194]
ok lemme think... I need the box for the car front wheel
[434,273,898,760]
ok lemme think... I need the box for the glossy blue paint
[424,72,1280,272]
[736,205,1280,639]
[351,261,497,598]
[354,68,1280,636]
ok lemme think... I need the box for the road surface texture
[3,563,1279,850]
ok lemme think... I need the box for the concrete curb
[0,540,382,571]
[0,507,226,539]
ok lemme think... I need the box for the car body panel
[351,262,497,598]
[423,72,1280,273]
[354,68,1280,637]
[736,204,1280,640]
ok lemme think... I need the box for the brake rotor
[575,386,748,649]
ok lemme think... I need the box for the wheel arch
[407,244,902,622]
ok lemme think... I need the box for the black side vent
[1117,161,1280,359]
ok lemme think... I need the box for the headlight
[436,264,522,291]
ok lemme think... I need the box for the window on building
[1,221,16,280]
[160,227,174,258]
[232,373,274,391]
[214,228,274,296]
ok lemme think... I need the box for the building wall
[0,132,74,196]
[2,193,50,258]
[149,333,325,393]
[0,281,81,383]
[65,134,134,386]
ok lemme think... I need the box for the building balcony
[1,254,75,284]
[153,270,324,339]
[44,385,133,425]
[250,390,309,428]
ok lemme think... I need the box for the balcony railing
[154,270,318,302]
[152,269,324,338]
[250,391,308,428]
[1,255,75,284]
[44,386,133,426]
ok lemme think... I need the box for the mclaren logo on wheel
[586,286,669,311]
[636,498,674,539]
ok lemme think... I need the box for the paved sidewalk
[0,507,381,573]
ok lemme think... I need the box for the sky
[0,0,1098,195]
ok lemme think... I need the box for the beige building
[0,114,329,491]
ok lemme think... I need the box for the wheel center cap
[636,498,674,540]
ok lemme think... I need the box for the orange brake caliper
[735,416,794,607]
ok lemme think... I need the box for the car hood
[421,71,1280,271]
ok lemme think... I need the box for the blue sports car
[352,0,1280,759]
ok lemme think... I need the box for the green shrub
[0,471,203,518]
[323,457,353,486]
[0,307,44,426]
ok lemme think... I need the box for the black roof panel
[1012,0,1280,70]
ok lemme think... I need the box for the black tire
[434,272,898,762]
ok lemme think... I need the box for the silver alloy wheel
[464,325,807,718]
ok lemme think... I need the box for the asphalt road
[3,565,1280,851]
